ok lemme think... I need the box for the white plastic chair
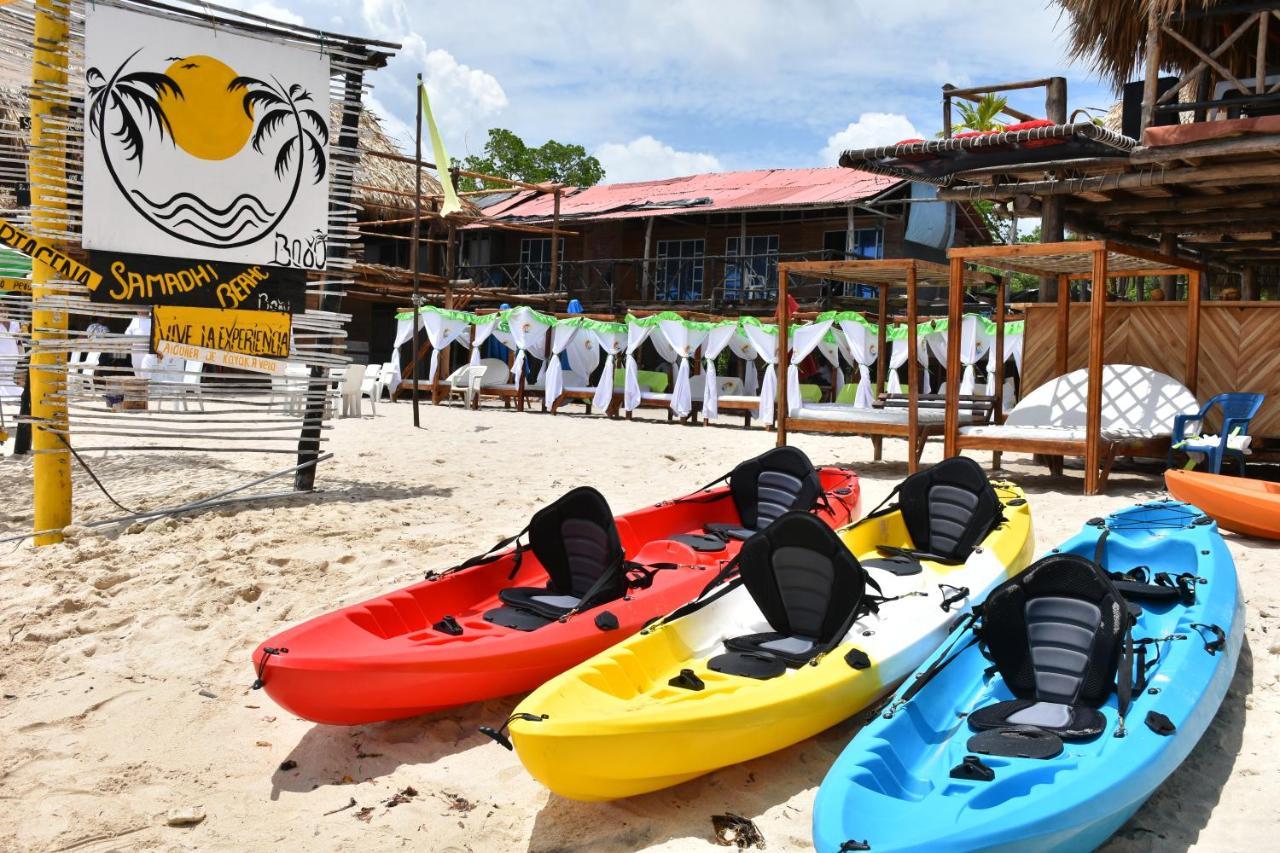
[377,361,396,400]
[359,363,380,416]
[718,376,743,396]
[273,362,312,417]
[177,360,205,411]
[339,363,367,417]
[445,364,490,407]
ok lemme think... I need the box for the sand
[0,400,1275,852]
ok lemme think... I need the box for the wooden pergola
[945,240,1204,494]
[773,259,998,472]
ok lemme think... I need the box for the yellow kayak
[508,461,1035,800]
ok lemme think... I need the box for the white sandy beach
[0,400,1275,852]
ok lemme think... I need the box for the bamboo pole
[876,285,888,395]
[1084,249,1108,495]
[1141,2,1162,133]
[995,276,1007,422]
[30,0,71,545]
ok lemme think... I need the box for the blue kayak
[812,500,1243,853]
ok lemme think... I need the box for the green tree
[457,128,605,191]
[951,94,1009,134]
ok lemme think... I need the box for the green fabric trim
[614,367,669,392]
[626,311,714,332]
[563,316,626,334]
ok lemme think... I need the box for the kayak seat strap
[709,511,868,679]
[968,552,1129,742]
[726,445,823,533]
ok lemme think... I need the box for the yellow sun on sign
[158,55,255,161]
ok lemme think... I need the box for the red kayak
[252,448,860,725]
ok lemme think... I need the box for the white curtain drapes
[421,310,471,382]
[543,322,578,405]
[816,334,844,396]
[927,318,990,396]
[701,323,737,420]
[657,319,709,417]
[591,327,627,410]
[984,326,1024,400]
[887,333,911,393]
[564,326,599,381]
[837,320,878,408]
[788,320,833,415]
[741,322,779,423]
[468,317,498,366]
[506,307,552,384]
[623,321,653,412]
[727,332,759,396]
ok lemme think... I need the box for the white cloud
[241,2,305,25]
[594,136,722,183]
[821,113,922,164]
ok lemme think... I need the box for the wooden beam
[776,266,790,446]
[938,161,1280,200]
[1130,132,1280,164]
[1186,269,1202,394]
[943,257,964,458]
[1074,185,1280,214]
[1084,249,1108,495]
[906,264,920,474]
[1056,273,1070,376]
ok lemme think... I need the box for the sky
[226,0,1116,184]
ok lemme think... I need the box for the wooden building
[459,167,991,312]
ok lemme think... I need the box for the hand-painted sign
[151,304,291,364]
[0,218,102,290]
[1,277,31,294]
[83,5,332,270]
[89,251,305,312]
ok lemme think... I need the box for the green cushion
[613,368,669,393]
[835,383,858,404]
[799,383,821,403]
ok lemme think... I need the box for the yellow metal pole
[30,0,72,545]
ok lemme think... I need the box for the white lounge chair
[956,364,1200,492]
[447,358,509,408]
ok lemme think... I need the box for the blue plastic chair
[1168,392,1265,474]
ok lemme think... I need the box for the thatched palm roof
[1058,1,1263,92]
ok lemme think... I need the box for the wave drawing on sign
[86,50,328,250]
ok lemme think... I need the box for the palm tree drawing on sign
[86,51,329,249]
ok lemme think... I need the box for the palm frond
[109,91,146,166]
[300,108,328,140]
[288,83,303,100]
[252,108,292,154]
[119,71,182,101]
[303,130,327,183]
[241,88,284,119]
[117,83,175,142]
[227,75,267,93]
[274,135,297,180]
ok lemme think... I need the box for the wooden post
[1141,3,1162,133]
[550,187,562,302]
[1159,233,1177,299]
[876,286,889,396]
[1186,269,1201,394]
[1055,273,1070,376]
[906,264,920,473]
[994,276,1007,421]
[641,217,654,301]
[29,0,71,543]
[1242,266,1258,301]
[410,74,424,424]
[1040,77,1068,303]
[943,258,964,458]
[1084,249,1108,495]
[297,68,363,490]
[942,87,953,138]
[775,267,790,446]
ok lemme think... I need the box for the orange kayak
[1165,468,1280,540]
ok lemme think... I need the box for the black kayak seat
[486,487,627,629]
[710,512,867,679]
[895,456,1002,564]
[672,446,823,549]
[969,553,1127,741]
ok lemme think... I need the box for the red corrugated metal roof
[475,167,900,224]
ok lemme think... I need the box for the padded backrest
[980,552,1127,708]
[729,446,822,531]
[1004,364,1198,433]
[897,456,1000,562]
[738,511,867,642]
[528,486,625,599]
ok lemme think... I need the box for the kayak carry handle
[251,646,289,690]
[479,712,547,751]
